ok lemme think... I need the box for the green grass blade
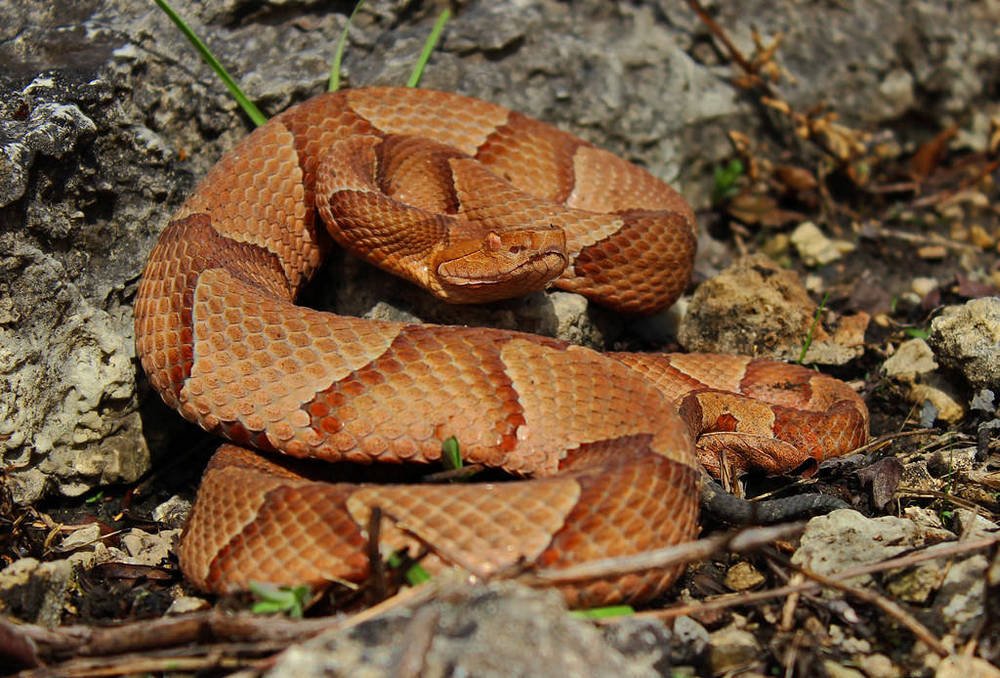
[329,0,366,91]
[387,551,432,586]
[407,8,451,87]
[153,0,267,127]
[569,605,635,620]
[442,436,463,470]
[797,291,829,364]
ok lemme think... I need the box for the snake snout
[434,227,568,303]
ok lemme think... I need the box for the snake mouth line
[438,250,568,287]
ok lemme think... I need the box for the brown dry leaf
[726,192,804,227]
[727,130,752,155]
[760,95,791,116]
[727,193,778,224]
[910,125,958,182]
[750,29,788,84]
[953,273,998,299]
[856,457,903,510]
[811,115,869,162]
[774,164,818,193]
[733,73,764,90]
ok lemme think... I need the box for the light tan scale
[135,87,869,607]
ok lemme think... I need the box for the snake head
[433,226,567,303]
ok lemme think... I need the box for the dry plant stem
[527,523,807,585]
[908,158,1000,208]
[870,225,980,254]
[367,505,387,602]
[10,581,442,663]
[848,428,937,456]
[618,534,999,626]
[895,490,986,512]
[783,559,950,657]
[685,0,762,86]
[16,652,269,678]
[779,573,805,632]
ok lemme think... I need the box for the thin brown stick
[525,522,806,585]
[10,578,443,663]
[613,534,998,625]
[684,0,759,80]
[790,560,951,657]
[846,428,938,456]
[17,647,272,678]
[368,505,387,602]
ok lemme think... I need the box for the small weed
[329,0,366,91]
[797,291,829,364]
[711,158,744,205]
[387,551,432,586]
[249,582,310,617]
[442,435,463,470]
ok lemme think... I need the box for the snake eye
[485,231,502,252]
[508,245,524,254]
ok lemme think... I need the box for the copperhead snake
[135,87,869,607]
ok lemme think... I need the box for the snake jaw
[434,227,568,303]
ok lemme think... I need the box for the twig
[684,0,761,85]
[368,505,387,602]
[614,534,998,625]
[16,650,269,678]
[784,558,950,657]
[845,428,938,456]
[865,225,979,254]
[9,580,442,664]
[525,522,806,585]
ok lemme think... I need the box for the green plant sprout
[249,582,310,617]
[387,551,432,586]
[442,435,463,470]
[711,158,744,205]
[797,291,829,364]
[156,0,449,123]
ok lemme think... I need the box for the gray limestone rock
[929,297,1000,392]
[266,581,666,678]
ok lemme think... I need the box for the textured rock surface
[882,338,966,423]
[929,297,1000,391]
[266,581,668,678]
[677,254,868,364]
[1,0,998,500]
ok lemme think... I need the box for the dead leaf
[910,125,958,182]
[953,273,998,299]
[726,192,805,227]
[857,457,903,510]
[774,164,818,193]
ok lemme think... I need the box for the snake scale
[135,87,868,607]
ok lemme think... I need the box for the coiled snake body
[135,88,868,607]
